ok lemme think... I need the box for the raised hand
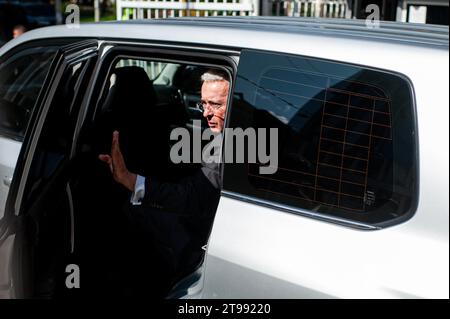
[99,131,137,191]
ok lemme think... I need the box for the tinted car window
[224,50,417,227]
[0,46,58,139]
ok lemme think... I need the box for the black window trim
[222,48,419,231]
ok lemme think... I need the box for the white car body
[0,18,448,299]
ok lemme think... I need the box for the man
[0,3,27,42]
[13,25,27,38]
[99,69,229,295]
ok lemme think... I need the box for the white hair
[201,70,229,83]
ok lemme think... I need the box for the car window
[0,46,58,140]
[224,49,417,227]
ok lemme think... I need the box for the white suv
[0,17,448,299]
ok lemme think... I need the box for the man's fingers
[99,154,112,163]
[99,132,124,179]
[98,154,113,173]
[111,131,124,165]
[111,131,119,155]
[113,131,119,147]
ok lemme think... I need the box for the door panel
[0,44,63,220]
[0,42,70,299]
[204,196,449,298]
[0,40,98,298]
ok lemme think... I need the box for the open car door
[0,40,99,298]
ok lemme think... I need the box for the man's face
[201,80,229,133]
[13,29,23,38]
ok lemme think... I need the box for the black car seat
[97,66,171,177]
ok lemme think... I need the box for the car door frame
[74,40,240,298]
[3,38,240,298]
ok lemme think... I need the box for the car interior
[17,53,230,298]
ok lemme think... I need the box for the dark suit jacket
[129,160,221,283]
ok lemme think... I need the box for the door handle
[3,177,12,187]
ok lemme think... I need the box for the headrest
[102,66,158,120]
